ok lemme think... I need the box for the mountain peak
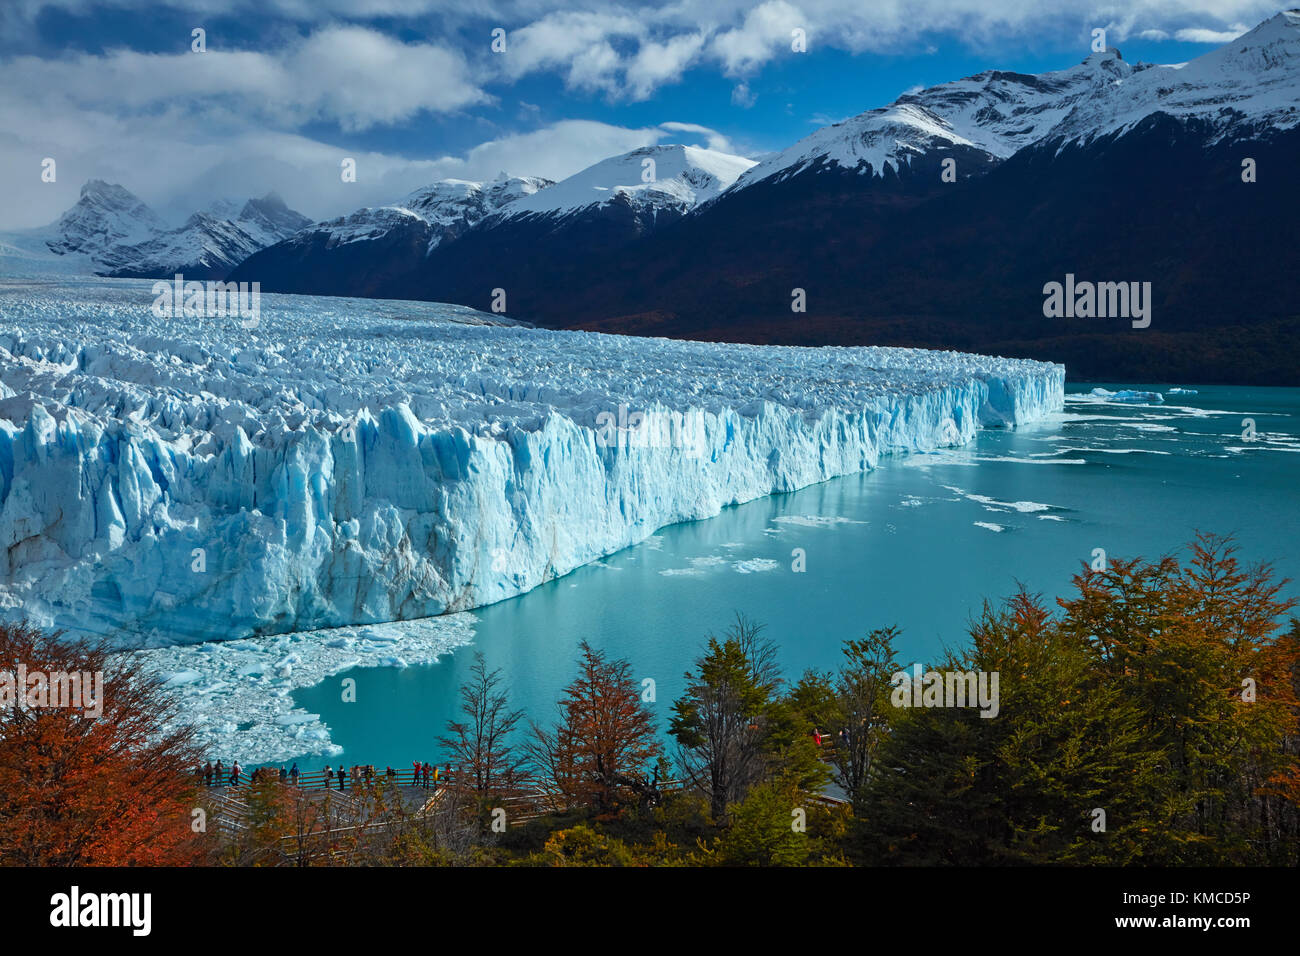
[495,144,756,221]
[79,179,139,202]
[1082,47,1123,64]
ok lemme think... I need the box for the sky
[0,0,1287,229]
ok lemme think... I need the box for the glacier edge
[0,279,1064,647]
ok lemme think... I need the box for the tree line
[2,533,1297,866]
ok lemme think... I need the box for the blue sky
[0,1,1284,228]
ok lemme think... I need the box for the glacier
[0,276,1064,648]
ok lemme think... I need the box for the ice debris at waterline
[0,277,1064,646]
[1090,387,1164,404]
[134,614,475,764]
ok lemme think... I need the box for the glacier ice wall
[0,278,1064,646]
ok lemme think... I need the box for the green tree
[670,615,790,821]
[861,590,1162,864]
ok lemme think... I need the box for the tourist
[337,765,347,791]
[325,765,333,788]
[230,761,241,786]
[290,763,299,785]
[215,759,224,785]
[203,761,213,787]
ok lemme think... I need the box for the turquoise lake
[292,383,1300,770]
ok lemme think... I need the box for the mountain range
[8,11,1300,383]
[1,181,311,279]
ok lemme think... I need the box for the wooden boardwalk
[201,757,848,859]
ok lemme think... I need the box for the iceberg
[0,277,1064,647]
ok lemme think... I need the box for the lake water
[291,383,1300,770]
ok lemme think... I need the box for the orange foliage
[0,622,209,866]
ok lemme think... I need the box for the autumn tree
[0,622,209,865]
[861,537,1300,866]
[528,641,660,814]
[1058,533,1300,862]
[437,652,526,798]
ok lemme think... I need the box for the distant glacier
[0,277,1063,647]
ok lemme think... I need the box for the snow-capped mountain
[102,193,311,278]
[496,144,755,223]
[226,175,552,296]
[414,10,1298,383]
[284,176,552,254]
[1047,10,1300,145]
[733,10,1300,190]
[2,182,312,279]
[43,180,167,258]
[230,147,750,300]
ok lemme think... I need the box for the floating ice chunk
[733,558,780,573]
[274,712,320,726]
[1090,387,1164,404]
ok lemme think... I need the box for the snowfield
[0,276,1063,647]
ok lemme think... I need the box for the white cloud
[625,32,708,99]
[1173,25,1250,43]
[0,26,488,132]
[730,81,756,108]
[656,121,738,154]
[709,0,807,76]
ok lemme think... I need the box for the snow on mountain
[1046,10,1300,146]
[0,277,1063,647]
[497,144,755,222]
[43,180,167,258]
[101,193,311,278]
[1,183,312,278]
[734,10,1300,189]
[293,176,552,253]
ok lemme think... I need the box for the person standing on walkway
[230,761,241,786]
[203,761,213,787]
[337,765,347,791]
[290,763,299,786]
[215,760,224,786]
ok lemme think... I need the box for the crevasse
[0,278,1064,646]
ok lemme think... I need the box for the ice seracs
[0,278,1063,647]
